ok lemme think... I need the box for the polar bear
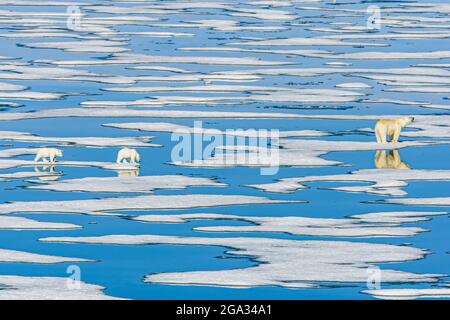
[375,116,414,143]
[117,148,140,164]
[374,150,410,170]
[34,148,63,163]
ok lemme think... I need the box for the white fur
[375,116,414,144]
[34,148,63,163]
[117,148,141,164]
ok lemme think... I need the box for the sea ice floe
[149,19,287,32]
[176,140,433,169]
[248,169,450,196]
[0,64,138,85]
[353,74,450,87]
[0,170,62,182]
[0,91,65,101]
[211,67,450,78]
[0,249,91,264]
[0,276,122,300]
[0,159,139,171]
[39,235,442,289]
[82,97,252,108]
[0,82,27,91]
[335,82,372,89]
[0,108,316,121]
[104,122,330,138]
[39,53,291,66]
[0,148,37,158]
[363,287,450,300]
[0,131,159,148]
[386,87,450,94]
[384,197,450,207]
[26,175,226,194]
[308,51,450,60]
[0,195,294,216]
[0,216,80,230]
[226,37,387,47]
[103,85,364,104]
[21,40,130,54]
[133,211,447,238]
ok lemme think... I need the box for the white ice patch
[22,40,129,54]
[0,148,37,158]
[177,139,433,169]
[0,195,295,216]
[0,276,122,300]
[385,197,450,207]
[104,122,330,138]
[0,82,27,91]
[134,211,447,238]
[39,53,291,66]
[0,130,159,148]
[39,235,442,289]
[226,37,387,47]
[335,82,371,89]
[0,216,80,230]
[0,159,139,171]
[363,287,450,300]
[103,85,363,104]
[0,249,91,264]
[0,108,317,121]
[27,175,226,194]
[248,169,450,196]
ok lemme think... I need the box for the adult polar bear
[34,148,63,163]
[375,116,414,144]
[117,148,141,164]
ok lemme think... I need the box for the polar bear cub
[117,148,140,164]
[375,116,414,144]
[34,148,63,163]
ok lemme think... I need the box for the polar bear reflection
[117,169,140,177]
[34,165,61,181]
[374,150,410,170]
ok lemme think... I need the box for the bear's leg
[376,131,386,144]
[374,150,385,168]
[375,131,382,143]
[50,155,56,163]
[130,156,135,164]
[34,154,41,162]
[392,129,401,143]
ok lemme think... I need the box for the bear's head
[56,149,63,157]
[399,116,414,127]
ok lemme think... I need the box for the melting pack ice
[0,0,449,300]
[40,234,442,289]
[248,169,450,196]
[0,276,121,300]
[133,211,448,238]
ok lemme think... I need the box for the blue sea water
[0,0,448,299]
